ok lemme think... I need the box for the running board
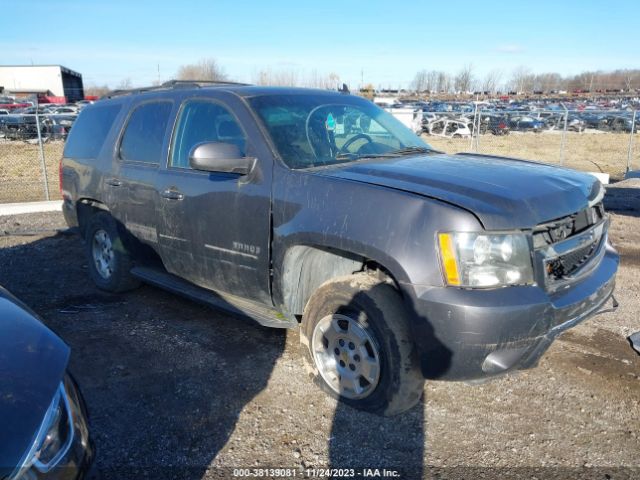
[130,266,297,329]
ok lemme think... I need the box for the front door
[155,95,273,304]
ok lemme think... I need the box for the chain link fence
[421,108,639,180]
[0,112,73,203]
[1,108,639,204]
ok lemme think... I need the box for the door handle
[106,178,122,187]
[161,189,184,201]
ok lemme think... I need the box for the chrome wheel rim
[92,229,115,280]
[311,313,381,400]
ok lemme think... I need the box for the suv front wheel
[301,274,424,416]
[85,212,140,292]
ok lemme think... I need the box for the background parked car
[46,115,77,140]
[479,115,510,135]
[507,115,546,132]
[0,114,43,141]
[425,118,472,137]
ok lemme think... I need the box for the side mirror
[188,142,255,175]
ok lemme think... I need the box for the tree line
[85,58,342,97]
[84,59,640,97]
[411,66,640,94]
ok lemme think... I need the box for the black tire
[85,211,140,292]
[300,273,424,416]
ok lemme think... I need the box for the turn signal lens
[438,233,461,286]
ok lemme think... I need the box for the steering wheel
[338,133,374,154]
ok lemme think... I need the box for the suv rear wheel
[300,274,424,416]
[85,212,140,292]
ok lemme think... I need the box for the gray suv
[60,81,618,415]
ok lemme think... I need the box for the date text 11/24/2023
[232,468,401,477]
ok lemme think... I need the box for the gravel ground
[0,183,639,480]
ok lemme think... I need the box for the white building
[0,65,84,102]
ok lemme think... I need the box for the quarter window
[64,104,122,159]
[171,100,246,169]
[119,101,172,164]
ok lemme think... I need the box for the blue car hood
[0,288,69,478]
[318,153,601,229]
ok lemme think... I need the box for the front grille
[546,240,599,280]
[533,203,604,248]
[535,203,608,286]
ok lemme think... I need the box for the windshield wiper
[386,146,433,156]
[332,146,433,164]
[334,152,400,161]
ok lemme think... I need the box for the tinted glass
[63,103,121,159]
[171,100,246,169]
[119,101,172,164]
[249,94,430,169]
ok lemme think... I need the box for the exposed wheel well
[76,199,109,239]
[281,245,398,318]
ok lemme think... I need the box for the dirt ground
[0,182,639,479]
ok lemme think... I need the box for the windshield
[248,93,432,169]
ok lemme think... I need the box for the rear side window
[64,104,122,159]
[119,101,172,164]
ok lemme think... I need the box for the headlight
[10,382,75,479]
[438,232,534,287]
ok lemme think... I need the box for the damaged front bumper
[404,243,619,381]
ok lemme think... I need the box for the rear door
[155,92,274,304]
[110,99,174,247]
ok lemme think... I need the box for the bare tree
[436,71,451,93]
[84,84,110,97]
[252,68,340,89]
[305,70,341,89]
[534,72,563,92]
[482,69,502,94]
[411,70,428,92]
[253,68,299,86]
[510,66,535,93]
[624,70,635,92]
[426,70,439,93]
[454,64,474,93]
[176,58,227,81]
[117,78,133,90]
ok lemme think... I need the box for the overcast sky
[2,0,638,89]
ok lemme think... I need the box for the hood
[0,287,69,478]
[317,153,601,230]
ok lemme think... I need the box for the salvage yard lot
[425,131,640,180]
[1,132,639,204]
[0,182,639,479]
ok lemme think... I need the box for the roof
[102,80,344,100]
[225,85,345,98]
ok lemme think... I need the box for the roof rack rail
[161,79,250,88]
[102,79,251,99]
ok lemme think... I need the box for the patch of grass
[0,141,64,202]
[424,131,640,180]
[1,132,639,203]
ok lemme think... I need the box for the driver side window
[170,100,246,169]
[333,107,401,154]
